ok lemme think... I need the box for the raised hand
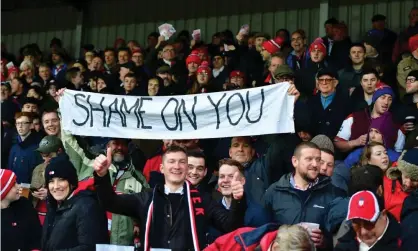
[93,147,113,177]
[231,172,245,200]
[54,88,67,103]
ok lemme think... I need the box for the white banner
[60,83,295,140]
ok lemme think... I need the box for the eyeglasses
[406,77,416,83]
[317,78,335,84]
[275,76,293,82]
[16,122,31,126]
[163,49,175,53]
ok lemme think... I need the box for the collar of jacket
[274,173,331,191]
[17,130,40,148]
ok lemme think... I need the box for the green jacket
[61,128,149,245]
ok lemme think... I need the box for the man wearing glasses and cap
[307,68,350,140]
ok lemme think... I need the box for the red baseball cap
[347,190,380,222]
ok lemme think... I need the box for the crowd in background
[2,6,418,251]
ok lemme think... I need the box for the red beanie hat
[197,61,211,76]
[309,40,327,55]
[1,169,17,200]
[230,70,245,79]
[186,53,202,66]
[262,37,284,54]
[409,34,418,53]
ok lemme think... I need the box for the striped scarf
[144,181,205,251]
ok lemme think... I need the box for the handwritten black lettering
[87,95,106,127]
[120,98,140,127]
[161,98,179,131]
[137,97,152,129]
[107,98,124,127]
[207,93,226,129]
[72,94,89,126]
[246,89,265,123]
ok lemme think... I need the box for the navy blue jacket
[307,90,350,140]
[8,131,42,183]
[244,134,298,227]
[263,173,344,226]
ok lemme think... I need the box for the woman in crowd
[42,156,109,250]
[357,142,408,221]
[189,61,217,94]
[344,112,401,168]
[1,169,42,251]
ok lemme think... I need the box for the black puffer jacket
[42,190,109,251]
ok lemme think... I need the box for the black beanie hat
[45,156,78,189]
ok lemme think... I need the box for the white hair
[19,60,34,72]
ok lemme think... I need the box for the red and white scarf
[144,181,201,251]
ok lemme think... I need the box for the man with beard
[335,84,405,153]
[51,48,67,83]
[263,142,343,250]
[228,134,299,227]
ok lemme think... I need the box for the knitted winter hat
[186,53,201,66]
[397,148,418,180]
[369,112,397,148]
[196,61,211,76]
[309,40,327,55]
[409,34,418,53]
[311,134,335,154]
[372,83,394,103]
[262,36,284,54]
[0,169,17,200]
[45,156,78,189]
